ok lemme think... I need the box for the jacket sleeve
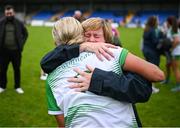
[89,68,152,103]
[40,44,80,73]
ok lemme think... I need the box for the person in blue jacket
[142,16,164,93]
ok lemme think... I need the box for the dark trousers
[0,49,22,89]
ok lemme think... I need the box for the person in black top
[0,5,28,94]
[142,16,164,93]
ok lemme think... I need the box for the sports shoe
[171,85,180,92]
[0,87,5,93]
[152,86,160,94]
[15,88,24,94]
[40,74,48,80]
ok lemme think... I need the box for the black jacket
[0,17,28,52]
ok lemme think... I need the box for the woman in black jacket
[142,16,163,93]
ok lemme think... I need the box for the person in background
[158,21,172,84]
[0,5,28,94]
[142,16,164,93]
[46,17,164,127]
[166,16,180,92]
[73,10,86,22]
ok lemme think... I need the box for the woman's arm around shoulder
[123,52,165,82]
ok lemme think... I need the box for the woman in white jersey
[166,16,180,92]
[47,17,164,127]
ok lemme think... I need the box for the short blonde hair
[52,17,84,45]
[82,17,113,43]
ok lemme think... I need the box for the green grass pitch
[0,26,179,127]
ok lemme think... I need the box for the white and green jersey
[167,28,180,56]
[46,47,138,128]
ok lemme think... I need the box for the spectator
[166,16,180,92]
[73,10,86,22]
[142,16,164,93]
[158,22,172,84]
[0,5,28,94]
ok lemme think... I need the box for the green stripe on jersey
[119,48,128,67]
[45,80,61,111]
[65,104,103,127]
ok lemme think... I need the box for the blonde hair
[82,17,113,43]
[52,17,84,45]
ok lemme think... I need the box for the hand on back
[68,65,94,92]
